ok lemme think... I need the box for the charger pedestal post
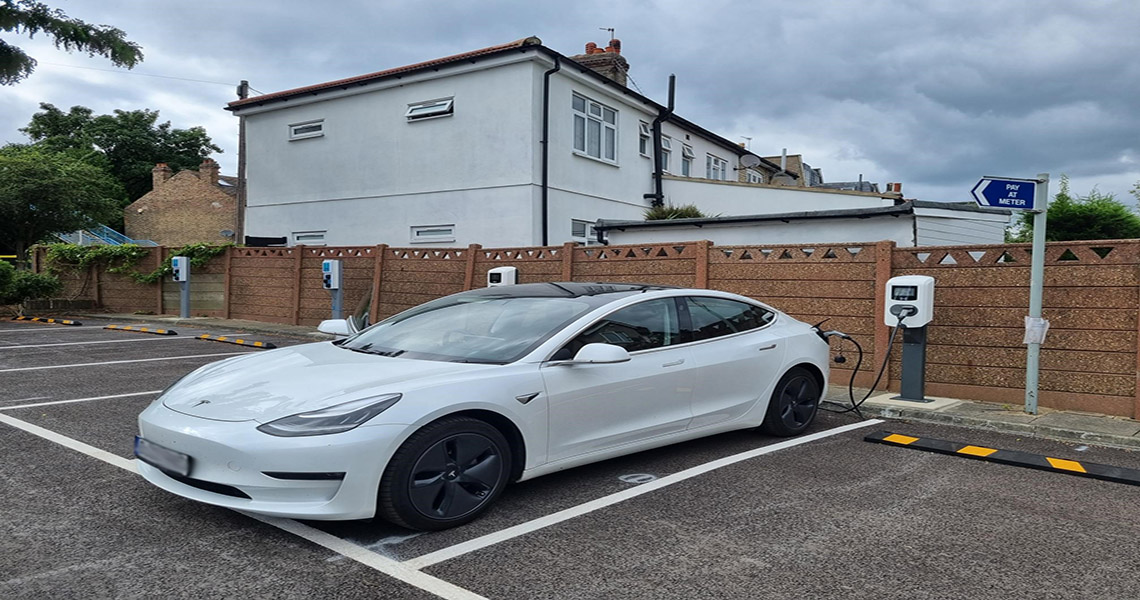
[322,259,343,320]
[884,275,935,403]
[171,256,190,318]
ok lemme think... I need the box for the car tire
[760,367,821,437]
[377,416,511,531]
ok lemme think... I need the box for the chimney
[152,163,173,190]
[571,38,629,87]
[199,158,220,186]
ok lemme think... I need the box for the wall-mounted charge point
[884,275,935,403]
[488,266,518,287]
[321,259,342,290]
[171,256,189,283]
[884,275,934,328]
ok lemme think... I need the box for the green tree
[22,103,222,202]
[0,0,142,84]
[0,144,123,264]
[1008,175,1140,242]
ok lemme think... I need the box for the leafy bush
[643,203,708,220]
[0,261,14,296]
[0,264,62,305]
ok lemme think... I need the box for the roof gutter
[644,74,675,208]
[540,55,561,246]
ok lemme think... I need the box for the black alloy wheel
[761,367,821,436]
[378,417,511,531]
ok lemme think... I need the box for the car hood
[162,342,491,422]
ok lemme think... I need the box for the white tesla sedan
[136,283,830,530]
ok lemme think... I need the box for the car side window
[557,298,681,357]
[684,297,775,342]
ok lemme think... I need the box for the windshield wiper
[341,344,405,357]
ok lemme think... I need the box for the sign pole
[1024,173,1049,414]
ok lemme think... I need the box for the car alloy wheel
[379,416,511,530]
[761,367,820,436]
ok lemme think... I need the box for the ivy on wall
[44,243,233,284]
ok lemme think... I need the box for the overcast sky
[3,0,1138,205]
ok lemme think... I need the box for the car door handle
[662,359,685,367]
[756,344,777,352]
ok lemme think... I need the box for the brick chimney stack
[152,163,173,190]
[571,38,628,87]
[199,158,220,186]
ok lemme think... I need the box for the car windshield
[339,296,595,364]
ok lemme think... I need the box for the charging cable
[817,310,913,419]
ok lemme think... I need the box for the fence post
[222,246,233,319]
[561,242,576,281]
[155,247,165,314]
[91,263,102,308]
[873,240,896,388]
[695,240,711,288]
[463,244,482,290]
[370,244,387,324]
[291,245,304,325]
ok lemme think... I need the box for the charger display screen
[891,286,918,301]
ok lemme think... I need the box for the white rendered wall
[662,176,896,215]
[603,215,917,247]
[914,206,1009,245]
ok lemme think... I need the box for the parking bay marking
[0,337,200,350]
[0,413,487,599]
[403,418,885,570]
[0,351,250,373]
[0,390,162,411]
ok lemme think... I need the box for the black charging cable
[817,311,912,418]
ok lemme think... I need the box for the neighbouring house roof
[818,181,880,193]
[593,201,1010,232]
[226,36,764,163]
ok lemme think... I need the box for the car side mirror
[571,343,631,364]
[318,319,352,337]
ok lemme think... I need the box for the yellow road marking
[1046,457,1087,473]
[883,434,919,445]
[958,445,998,457]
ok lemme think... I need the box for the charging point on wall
[487,266,518,287]
[171,256,190,318]
[885,275,935,403]
[322,259,343,319]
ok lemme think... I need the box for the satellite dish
[740,154,762,168]
[771,173,795,186]
[220,229,235,238]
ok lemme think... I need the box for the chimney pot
[585,42,597,54]
[610,39,621,54]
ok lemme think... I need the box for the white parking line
[0,337,199,350]
[0,352,249,373]
[0,326,105,334]
[0,412,487,600]
[0,390,162,411]
[403,418,884,570]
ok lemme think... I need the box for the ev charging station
[322,259,343,320]
[884,275,935,403]
[487,266,518,287]
[171,256,190,318]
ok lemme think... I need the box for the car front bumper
[136,402,408,520]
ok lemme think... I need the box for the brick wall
[38,238,1140,418]
[124,170,236,246]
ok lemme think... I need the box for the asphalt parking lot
[2,317,1140,599]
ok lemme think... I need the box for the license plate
[134,436,191,477]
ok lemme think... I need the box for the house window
[292,230,326,245]
[406,97,454,121]
[747,169,763,184]
[289,120,324,140]
[571,219,598,244]
[639,121,651,156]
[706,154,728,180]
[410,224,455,243]
[573,93,617,163]
[681,144,694,176]
[660,136,672,172]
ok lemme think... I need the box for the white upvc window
[681,144,694,176]
[659,136,672,173]
[571,219,598,244]
[410,224,455,243]
[638,121,651,156]
[406,97,454,121]
[706,154,728,180]
[573,94,618,163]
[292,230,326,245]
[288,120,324,140]
[747,169,763,184]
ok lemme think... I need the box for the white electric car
[136,283,830,530]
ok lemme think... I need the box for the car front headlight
[255,393,402,437]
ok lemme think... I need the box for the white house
[227,36,908,248]
[595,201,1011,247]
